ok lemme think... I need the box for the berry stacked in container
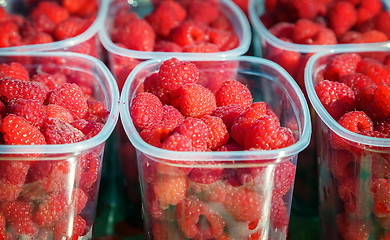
[120,56,311,239]
[0,0,105,58]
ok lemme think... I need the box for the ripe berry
[215,79,253,110]
[323,53,362,82]
[130,92,163,130]
[153,174,188,207]
[0,77,47,103]
[1,114,46,145]
[43,118,85,144]
[201,115,229,150]
[173,117,210,151]
[158,58,199,92]
[33,191,70,227]
[8,98,46,128]
[0,62,29,82]
[179,83,217,118]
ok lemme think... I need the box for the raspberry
[375,11,390,38]
[72,119,104,139]
[173,117,210,151]
[130,92,163,130]
[161,105,185,131]
[26,13,56,35]
[351,30,389,43]
[73,188,88,214]
[357,57,390,85]
[24,32,54,45]
[356,0,382,25]
[292,19,321,44]
[175,196,225,239]
[189,163,223,184]
[145,1,186,37]
[53,215,86,240]
[323,53,362,82]
[2,201,38,238]
[53,16,90,40]
[187,0,219,24]
[47,83,88,119]
[216,141,244,151]
[374,82,390,117]
[269,22,295,40]
[30,1,69,24]
[201,115,229,150]
[33,191,70,227]
[161,132,193,151]
[314,80,357,120]
[211,104,245,132]
[45,104,74,123]
[0,178,24,201]
[43,118,85,144]
[112,17,155,51]
[170,21,205,47]
[0,161,30,184]
[279,0,318,21]
[244,115,294,150]
[1,114,46,145]
[153,175,188,207]
[154,40,183,52]
[328,150,355,180]
[272,160,296,197]
[372,178,390,218]
[0,21,21,47]
[215,79,253,110]
[271,197,289,229]
[8,98,46,128]
[87,99,108,119]
[31,72,67,91]
[62,0,98,16]
[0,77,47,103]
[158,58,199,92]
[328,1,357,37]
[140,124,169,147]
[340,73,374,95]
[0,62,29,82]
[77,152,100,192]
[337,177,363,216]
[0,213,4,238]
[336,213,371,240]
[376,118,390,136]
[179,83,217,118]
[183,42,220,53]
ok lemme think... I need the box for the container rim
[120,56,312,162]
[248,0,390,53]
[98,0,251,60]
[304,45,390,147]
[0,0,107,52]
[0,51,120,154]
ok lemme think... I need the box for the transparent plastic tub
[99,0,252,90]
[0,51,119,239]
[0,0,107,58]
[305,47,390,239]
[120,56,311,239]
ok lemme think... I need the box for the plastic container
[305,47,390,240]
[0,51,119,239]
[120,56,311,239]
[0,0,107,58]
[99,0,252,89]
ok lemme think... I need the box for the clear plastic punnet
[120,56,311,239]
[0,51,119,239]
[305,47,390,240]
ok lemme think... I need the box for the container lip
[0,51,120,154]
[304,46,390,147]
[248,0,390,53]
[0,0,106,52]
[98,0,251,60]
[120,56,312,161]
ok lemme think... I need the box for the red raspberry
[211,104,245,132]
[183,42,220,53]
[24,32,54,45]
[45,104,74,123]
[33,191,70,227]
[357,57,390,85]
[158,58,199,92]
[216,141,244,151]
[1,114,46,145]
[72,119,104,139]
[47,83,88,119]
[161,105,185,132]
[207,29,238,51]
[170,21,205,47]
[201,115,229,150]
[353,30,388,43]
[161,132,193,151]
[356,0,382,25]
[62,0,98,16]
[292,19,321,44]
[271,197,289,229]
[27,13,56,34]
[113,10,139,27]
[245,116,295,150]
[0,178,24,201]
[175,196,225,239]
[314,80,357,120]
[323,53,362,82]
[328,1,357,37]
[140,124,170,147]
[375,11,390,38]
[53,16,90,40]
[153,175,188,207]
[189,162,223,184]
[375,118,390,136]
[87,99,108,119]
[0,20,21,47]
[311,27,338,45]
[43,118,85,144]
[0,213,4,238]
[179,83,216,118]
[336,213,371,240]
[0,77,47,103]
[2,201,38,238]
[372,178,390,218]
[77,152,100,192]
[73,188,88,214]
[53,215,86,240]
[269,22,295,40]
[328,150,355,180]
[145,1,186,37]
[188,0,219,24]
[0,62,29,82]
[112,17,155,51]
[130,92,163,130]
[340,73,374,95]
[154,40,183,52]
[31,72,67,91]
[8,98,46,128]
[337,177,371,217]
[279,0,318,21]
[30,1,69,24]
[215,79,253,110]
[173,117,210,151]
[374,82,390,117]
[0,161,30,184]
[272,160,296,197]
